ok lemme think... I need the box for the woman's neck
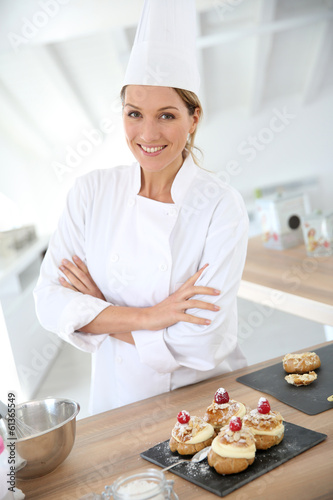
[139,156,184,203]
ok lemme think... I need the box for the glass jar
[302,211,333,257]
[109,469,178,500]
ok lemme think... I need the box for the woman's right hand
[144,264,220,331]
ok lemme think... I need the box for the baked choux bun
[242,398,284,450]
[169,411,215,455]
[203,388,247,432]
[207,416,256,475]
[283,352,321,374]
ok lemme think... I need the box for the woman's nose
[140,118,160,143]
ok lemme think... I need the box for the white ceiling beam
[302,20,333,105]
[197,9,333,48]
[249,0,277,116]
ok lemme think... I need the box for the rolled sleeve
[58,295,112,353]
[131,328,180,373]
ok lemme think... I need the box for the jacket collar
[132,152,199,206]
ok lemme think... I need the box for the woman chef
[34,0,249,414]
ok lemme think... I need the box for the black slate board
[236,344,333,415]
[141,422,326,498]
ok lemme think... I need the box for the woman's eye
[160,113,175,120]
[128,111,141,118]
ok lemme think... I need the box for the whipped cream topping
[172,416,214,444]
[249,424,284,438]
[186,423,214,444]
[234,403,246,419]
[243,409,284,437]
[211,428,256,459]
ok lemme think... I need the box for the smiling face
[122,85,200,175]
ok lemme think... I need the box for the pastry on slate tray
[169,411,215,455]
[285,371,317,386]
[207,416,256,475]
[283,352,321,374]
[203,387,247,432]
[242,397,284,450]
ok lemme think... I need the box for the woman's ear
[189,107,200,134]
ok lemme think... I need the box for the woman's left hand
[59,256,106,301]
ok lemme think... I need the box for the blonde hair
[120,86,203,166]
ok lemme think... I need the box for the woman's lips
[138,144,167,156]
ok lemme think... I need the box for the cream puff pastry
[242,398,284,450]
[208,416,256,475]
[283,352,321,374]
[203,388,247,432]
[169,411,215,455]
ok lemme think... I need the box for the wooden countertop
[18,342,333,500]
[238,236,333,325]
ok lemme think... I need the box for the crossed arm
[59,256,220,345]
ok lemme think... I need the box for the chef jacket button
[168,208,177,217]
[116,356,123,364]
[128,198,135,207]
[110,253,119,262]
[159,263,168,272]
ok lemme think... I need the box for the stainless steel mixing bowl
[1,398,80,479]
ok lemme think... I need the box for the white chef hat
[123,0,200,95]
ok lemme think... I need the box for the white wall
[197,89,333,213]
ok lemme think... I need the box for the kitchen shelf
[239,236,333,326]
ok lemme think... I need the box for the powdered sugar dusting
[243,409,283,430]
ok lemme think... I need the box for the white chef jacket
[34,154,249,414]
